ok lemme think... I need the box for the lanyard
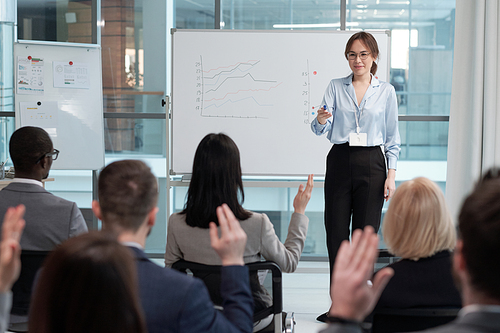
[352,100,364,134]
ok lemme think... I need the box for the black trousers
[324,143,386,278]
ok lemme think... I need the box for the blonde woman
[375,177,461,309]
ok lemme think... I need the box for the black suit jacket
[321,311,500,333]
[375,250,462,309]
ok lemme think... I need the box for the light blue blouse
[310,74,401,170]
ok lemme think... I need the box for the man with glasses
[0,126,88,327]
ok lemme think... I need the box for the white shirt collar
[11,178,43,187]
[459,304,500,317]
[121,241,144,250]
[343,73,380,87]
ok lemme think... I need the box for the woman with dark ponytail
[310,31,400,322]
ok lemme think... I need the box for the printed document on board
[19,101,58,138]
[53,61,90,89]
[16,56,45,95]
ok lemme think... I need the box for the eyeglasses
[35,149,60,164]
[347,52,371,60]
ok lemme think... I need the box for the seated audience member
[0,205,26,333]
[0,126,88,251]
[164,133,313,318]
[92,160,253,333]
[28,232,147,333]
[0,126,88,326]
[375,177,461,309]
[320,169,500,333]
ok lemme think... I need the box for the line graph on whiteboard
[195,56,282,119]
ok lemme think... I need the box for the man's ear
[92,200,103,220]
[39,154,50,171]
[146,207,159,228]
[453,240,467,276]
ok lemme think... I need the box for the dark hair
[458,171,500,300]
[98,160,158,231]
[9,126,53,172]
[29,232,147,333]
[480,167,500,181]
[182,133,251,227]
[344,32,379,75]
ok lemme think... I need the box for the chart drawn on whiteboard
[196,56,282,119]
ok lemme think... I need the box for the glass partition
[0,20,15,167]
[17,0,94,43]
[221,0,341,30]
[5,0,456,258]
[399,121,449,161]
[171,0,455,257]
[0,117,15,169]
[0,22,14,114]
[347,0,455,117]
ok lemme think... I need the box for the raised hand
[0,205,26,293]
[329,226,394,322]
[293,174,314,215]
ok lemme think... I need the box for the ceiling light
[273,22,359,29]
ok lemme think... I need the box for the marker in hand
[322,105,331,115]
[318,104,332,125]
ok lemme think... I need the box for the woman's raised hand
[293,174,314,215]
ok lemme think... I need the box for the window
[5,0,455,258]
[173,0,455,258]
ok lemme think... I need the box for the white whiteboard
[171,30,390,176]
[14,41,104,170]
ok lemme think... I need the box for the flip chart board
[14,41,104,170]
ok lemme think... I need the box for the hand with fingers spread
[329,226,394,322]
[209,204,247,266]
[0,204,26,293]
[293,174,314,215]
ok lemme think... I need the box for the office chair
[9,250,50,333]
[371,307,460,333]
[172,260,293,333]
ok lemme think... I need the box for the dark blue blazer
[129,246,253,333]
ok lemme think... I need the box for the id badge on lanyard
[349,101,367,146]
[349,132,367,146]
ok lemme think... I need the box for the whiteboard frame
[169,29,391,177]
[14,40,104,170]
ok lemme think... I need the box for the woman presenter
[310,31,400,322]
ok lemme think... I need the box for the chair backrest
[11,250,50,316]
[171,260,282,323]
[371,307,460,333]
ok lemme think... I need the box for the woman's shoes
[316,312,329,323]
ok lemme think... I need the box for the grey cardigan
[165,211,308,273]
